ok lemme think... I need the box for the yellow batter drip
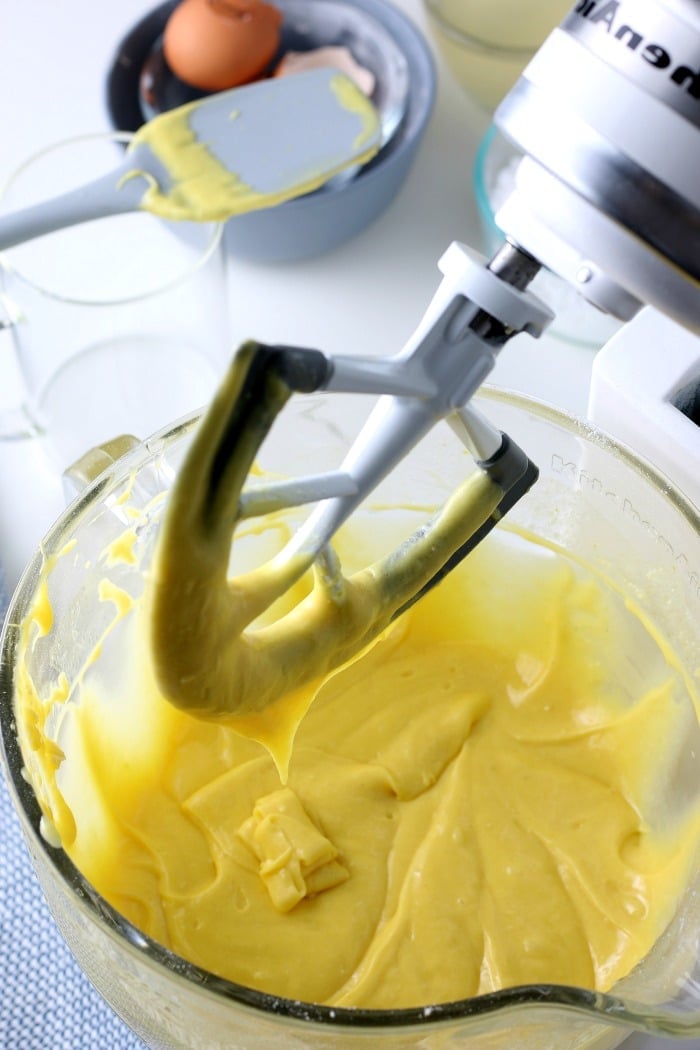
[15,524,700,1009]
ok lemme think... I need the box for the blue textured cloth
[0,579,145,1049]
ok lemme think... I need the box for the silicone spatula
[0,67,380,250]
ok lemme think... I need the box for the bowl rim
[2,387,700,1037]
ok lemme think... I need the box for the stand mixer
[495,0,700,507]
[150,0,699,716]
[287,0,700,501]
[299,0,699,503]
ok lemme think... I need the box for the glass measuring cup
[0,132,227,467]
[1,387,698,1049]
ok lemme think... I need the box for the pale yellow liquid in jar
[425,0,572,110]
[15,520,700,1009]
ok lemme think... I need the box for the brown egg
[163,0,283,92]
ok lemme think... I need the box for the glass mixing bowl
[1,387,699,1049]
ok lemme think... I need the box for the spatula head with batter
[0,68,381,250]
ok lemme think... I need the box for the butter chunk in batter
[237,786,349,912]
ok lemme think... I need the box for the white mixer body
[589,308,700,507]
[492,0,700,332]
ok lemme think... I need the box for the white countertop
[0,3,695,1048]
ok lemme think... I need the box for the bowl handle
[62,434,141,501]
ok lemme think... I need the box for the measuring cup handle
[61,435,142,501]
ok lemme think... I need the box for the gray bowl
[107,0,436,263]
[223,0,436,262]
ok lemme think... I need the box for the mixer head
[493,0,700,332]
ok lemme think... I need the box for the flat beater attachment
[148,241,554,717]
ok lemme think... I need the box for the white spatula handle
[0,167,146,251]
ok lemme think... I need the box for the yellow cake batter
[14,515,700,1008]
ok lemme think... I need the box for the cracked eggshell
[275,45,375,95]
